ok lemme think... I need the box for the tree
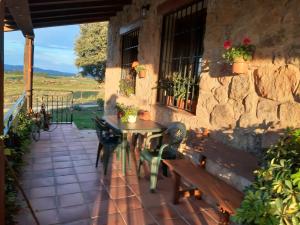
[74,22,108,82]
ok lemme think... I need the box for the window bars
[120,29,139,96]
[157,0,207,114]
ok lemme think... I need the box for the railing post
[0,0,5,223]
[24,35,34,112]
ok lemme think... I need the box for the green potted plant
[119,79,134,97]
[156,77,174,106]
[121,105,139,123]
[173,74,189,109]
[132,61,147,78]
[222,37,255,74]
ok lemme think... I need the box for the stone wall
[105,0,300,154]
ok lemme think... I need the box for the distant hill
[4,64,75,77]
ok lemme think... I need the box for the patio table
[102,115,165,175]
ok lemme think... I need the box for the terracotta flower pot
[138,70,146,78]
[177,98,185,109]
[117,111,124,119]
[138,110,151,120]
[167,96,174,106]
[232,58,248,74]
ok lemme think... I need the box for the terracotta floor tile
[55,167,76,176]
[36,209,60,225]
[183,212,218,225]
[53,155,72,162]
[88,200,119,218]
[77,172,100,182]
[56,183,81,195]
[102,177,126,187]
[31,197,57,211]
[30,186,56,198]
[59,193,85,207]
[82,190,110,203]
[91,213,126,225]
[114,196,143,212]
[80,181,103,192]
[62,219,91,225]
[73,159,93,167]
[107,186,135,199]
[71,154,90,161]
[56,175,78,184]
[123,175,139,185]
[138,192,168,208]
[157,218,188,225]
[147,204,180,220]
[58,205,90,223]
[121,208,156,225]
[75,165,99,174]
[54,161,73,169]
[30,177,55,187]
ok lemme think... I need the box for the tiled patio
[16,125,221,225]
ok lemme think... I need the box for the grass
[72,106,103,129]
[4,72,105,129]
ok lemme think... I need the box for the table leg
[122,133,127,175]
[173,172,181,204]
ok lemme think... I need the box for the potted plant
[115,103,125,118]
[156,77,174,106]
[121,105,139,123]
[132,61,147,78]
[138,110,151,120]
[173,74,189,109]
[222,37,255,74]
[119,79,134,97]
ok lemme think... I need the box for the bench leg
[173,172,181,204]
[218,208,230,225]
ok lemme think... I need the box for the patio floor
[16,124,221,225]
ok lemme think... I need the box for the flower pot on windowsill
[232,58,248,74]
[177,98,185,109]
[127,115,137,123]
[167,95,174,106]
[138,110,151,120]
[138,70,146,78]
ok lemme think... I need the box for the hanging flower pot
[232,58,248,74]
[132,61,147,78]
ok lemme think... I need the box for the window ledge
[153,103,197,116]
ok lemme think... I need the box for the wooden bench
[163,159,244,225]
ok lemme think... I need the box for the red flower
[223,40,232,49]
[243,37,251,45]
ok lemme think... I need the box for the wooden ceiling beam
[6,8,116,21]
[5,0,34,36]
[31,13,113,23]
[28,0,130,6]
[33,17,109,29]
[30,1,126,13]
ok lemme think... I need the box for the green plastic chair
[94,117,129,175]
[138,122,186,192]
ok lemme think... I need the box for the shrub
[97,98,104,110]
[233,128,300,225]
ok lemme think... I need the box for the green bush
[4,111,32,225]
[97,98,104,110]
[233,128,300,225]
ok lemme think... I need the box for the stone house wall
[105,0,300,154]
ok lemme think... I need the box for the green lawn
[72,106,103,129]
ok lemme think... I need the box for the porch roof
[4,0,132,35]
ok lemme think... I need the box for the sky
[4,25,80,73]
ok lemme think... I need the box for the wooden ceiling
[4,0,132,36]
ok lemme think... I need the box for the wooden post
[24,36,34,111]
[0,0,5,223]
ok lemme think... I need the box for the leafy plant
[97,98,104,110]
[73,104,82,111]
[116,104,138,123]
[222,37,255,63]
[4,110,33,225]
[131,61,146,73]
[119,79,134,97]
[233,128,300,225]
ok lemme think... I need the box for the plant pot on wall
[232,58,248,74]
[138,70,146,78]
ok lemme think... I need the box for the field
[4,72,104,129]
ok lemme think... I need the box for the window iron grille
[157,0,207,113]
[120,29,139,96]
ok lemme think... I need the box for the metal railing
[3,92,26,135]
[33,90,74,124]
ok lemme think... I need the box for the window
[119,29,139,96]
[157,0,207,113]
